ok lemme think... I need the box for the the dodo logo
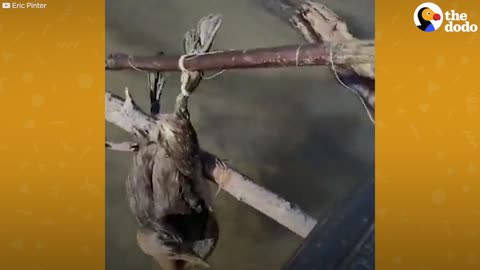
[414,2,443,32]
[414,2,478,33]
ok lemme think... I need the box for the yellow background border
[377,1,480,269]
[0,2,104,269]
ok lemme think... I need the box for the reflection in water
[106,0,374,269]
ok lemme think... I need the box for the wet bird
[126,72,218,270]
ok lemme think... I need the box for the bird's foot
[212,158,229,200]
[215,158,228,170]
[132,126,150,139]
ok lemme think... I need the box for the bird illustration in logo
[417,7,442,32]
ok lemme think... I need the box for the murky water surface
[106,1,374,269]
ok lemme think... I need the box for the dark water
[105,0,374,269]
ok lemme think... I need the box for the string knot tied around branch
[179,14,224,97]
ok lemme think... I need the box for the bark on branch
[105,40,374,73]
[105,91,317,238]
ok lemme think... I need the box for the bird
[126,73,218,270]
[417,7,441,32]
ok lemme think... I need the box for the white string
[178,51,227,93]
[178,50,224,71]
[295,45,302,67]
[201,51,228,79]
[203,69,226,80]
[127,56,146,72]
[180,78,190,96]
[178,54,189,72]
[329,45,375,124]
[178,53,205,71]
[178,54,198,96]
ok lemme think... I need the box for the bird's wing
[126,143,158,226]
[151,144,192,217]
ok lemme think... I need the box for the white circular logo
[413,2,443,32]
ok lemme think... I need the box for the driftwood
[289,1,374,78]
[263,0,375,113]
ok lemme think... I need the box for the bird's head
[419,7,441,22]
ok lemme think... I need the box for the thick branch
[105,40,374,72]
[105,91,317,238]
[106,90,157,139]
[290,1,375,79]
[200,152,317,238]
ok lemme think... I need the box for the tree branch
[105,90,157,139]
[291,1,374,78]
[200,152,317,238]
[105,40,374,72]
[263,0,375,112]
[105,91,317,238]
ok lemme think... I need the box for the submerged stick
[105,40,374,72]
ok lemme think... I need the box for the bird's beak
[433,13,441,21]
